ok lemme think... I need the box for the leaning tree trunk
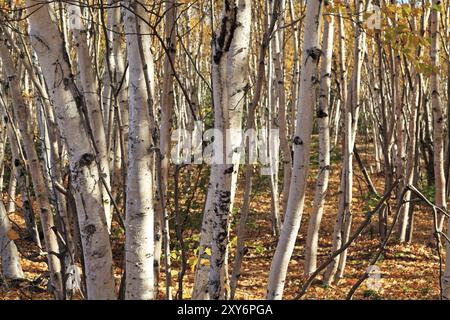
[390,5,407,242]
[304,0,334,275]
[324,0,366,284]
[267,9,281,236]
[229,0,280,298]
[0,94,41,249]
[0,198,23,280]
[399,12,421,242]
[0,37,64,298]
[336,0,367,281]
[191,4,218,299]
[0,98,23,280]
[271,0,291,227]
[287,0,300,192]
[266,0,323,300]
[192,185,214,300]
[26,1,116,300]
[68,4,112,230]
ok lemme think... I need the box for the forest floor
[0,138,443,300]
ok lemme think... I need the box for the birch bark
[0,38,64,297]
[430,0,450,299]
[26,1,116,299]
[266,0,323,300]
[304,1,334,275]
[0,199,23,280]
[123,0,156,300]
[68,4,112,230]
[208,0,251,300]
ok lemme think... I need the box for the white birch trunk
[266,0,323,300]
[154,0,177,298]
[208,0,251,300]
[0,199,23,280]
[431,0,450,299]
[0,38,64,297]
[271,0,291,219]
[123,0,155,300]
[399,15,421,242]
[192,185,214,300]
[324,0,366,284]
[68,4,112,230]
[304,3,334,275]
[26,1,116,299]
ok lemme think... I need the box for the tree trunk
[304,1,334,275]
[123,0,156,300]
[0,38,64,298]
[430,0,450,299]
[0,199,23,280]
[26,1,116,300]
[68,4,112,230]
[208,0,251,300]
[154,0,177,298]
[324,0,366,284]
[266,0,323,300]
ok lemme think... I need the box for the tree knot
[78,153,95,167]
[84,224,96,236]
[317,109,329,118]
[306,47,322,61]
[293,136,303,145]
[224,166,234,174]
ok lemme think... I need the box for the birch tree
[68,4,112,230]
[430,0,450,299]
[324,0,367,284]
[26,1,116,300]
[266,0,323,300]
[207,0,251,300]
[0,35,64,298]
[123,0,156,300]
[154,0,177,297]
[304,0,334,275]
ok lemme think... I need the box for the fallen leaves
[0,142,443,300]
